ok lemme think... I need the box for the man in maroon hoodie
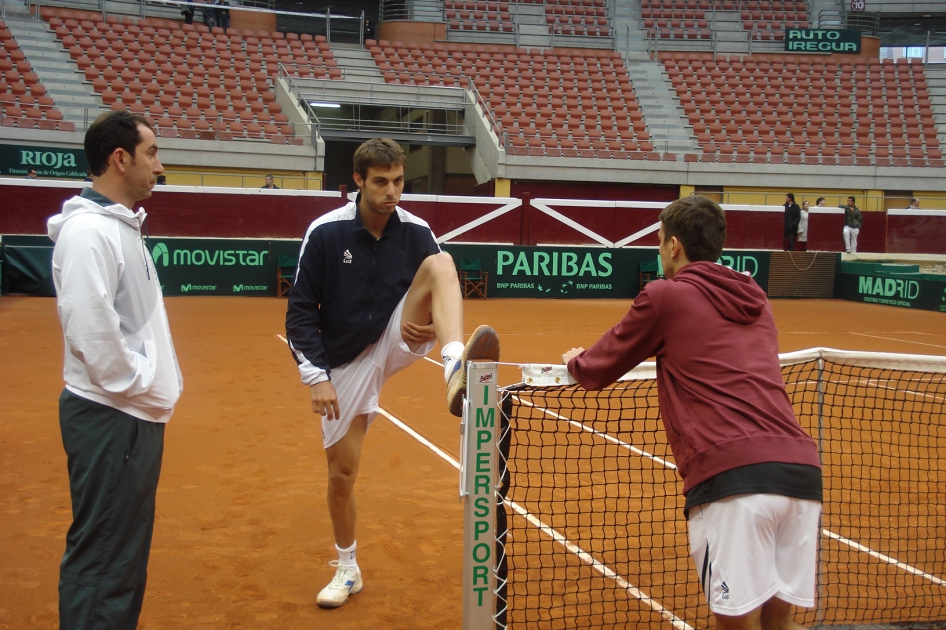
[563,196,822,630]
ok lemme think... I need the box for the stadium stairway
[709,10,749,54]
[513,4,552,49]
[925,64,946,153]
[329,43,384,84]
[3,15,104,126]
[622,60,698,154]
[612,0,651,60]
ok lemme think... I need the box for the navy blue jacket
[285,198,440,383]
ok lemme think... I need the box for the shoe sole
[317,577,363,609]
[447,325,500,417]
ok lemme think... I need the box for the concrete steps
[513,4,551,49]
[2,15,106,124]
[624,59,699,154]
[330,44,384,84]
[923,64,946,149]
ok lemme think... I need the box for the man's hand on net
[562,347,585,364]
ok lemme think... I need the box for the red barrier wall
[2,181,944,255]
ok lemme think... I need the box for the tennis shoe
[447,325,500,417]
[317,561,363,609]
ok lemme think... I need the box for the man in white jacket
[47,110,182,630]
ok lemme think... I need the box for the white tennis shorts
[688,493,821,616]
[321,294,436,449]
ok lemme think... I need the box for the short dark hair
[816,197,825,205]
[786,192,795,202]
[27,167,37,174]
[84,110,152,177]
[265,174,274,179]
[911,197,918,204]
[353,137,406,180]
[659,196,727,263]
[847,196,856,203]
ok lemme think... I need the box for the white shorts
[321,294,436,449]
[688,494,821,616]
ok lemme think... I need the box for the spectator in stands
[199,0,216,29]
[181,0,195,24]
[815,197,826,209]
[364,17,375,41]
[783,193,800,251]
[797,201,809,251]
[156,175,167,185]
[25,168,38,179]
[841,196,861,254]
[908,197,920,210]
[261,174,279,189]
[215,0,230,31]
[47,110,181,630]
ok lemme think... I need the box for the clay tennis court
[2,295,945,628]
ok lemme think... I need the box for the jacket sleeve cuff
[299,363,330,386]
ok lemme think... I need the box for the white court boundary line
[852,332,946,351]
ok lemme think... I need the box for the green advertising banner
[0,143,89,179]
[785,28,861,54]
[836,272,946,313]
[442,245,771,299]
[149,238,300,296]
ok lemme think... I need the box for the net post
[460,361,499,630]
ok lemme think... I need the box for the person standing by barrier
[797,200,809,251]
[783,193,801,251]
[841,195,861,254]
[47,110,183,630]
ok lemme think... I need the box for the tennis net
[487,349,946,630]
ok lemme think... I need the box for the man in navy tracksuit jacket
[564,196,822,630]
[285,138,499,608]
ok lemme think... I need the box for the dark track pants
[58,390,164,630]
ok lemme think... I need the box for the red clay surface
[1,296,945,628]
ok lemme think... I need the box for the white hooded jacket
[47,191,183,423]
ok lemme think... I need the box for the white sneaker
[446,325,501,417]
[317,561,363,608]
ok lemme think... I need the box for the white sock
[441,341,464,380]
[336,542,358,569]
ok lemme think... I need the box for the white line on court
[851,333,946,350]
[821,529,946,588]
[512,395,677,470]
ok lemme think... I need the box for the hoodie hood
[48,194,146,243]
[672,260,767,325]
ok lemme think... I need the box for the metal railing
[818,8,880,36]
[25,0,363,42]
[379,0,445,24]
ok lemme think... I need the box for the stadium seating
[641,0,807,41]
[0,19,73,131]
[39,7,344,143]
[446,0,611,38]
[368,39,663,159]
[444,1,515,34]
[664,53,942,167]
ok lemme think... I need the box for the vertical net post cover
[461,361,500,630]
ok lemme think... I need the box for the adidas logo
[721,581,730,600]
[343,249,353,264]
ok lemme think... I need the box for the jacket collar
[352,193,402,238]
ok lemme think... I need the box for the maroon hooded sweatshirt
[568,261,821,496]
